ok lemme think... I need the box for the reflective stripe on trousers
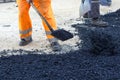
[45,31,57,40]
[48,37,58,43]
[19,28,32,39]
[17,0,57,39]
[45,31,57,42]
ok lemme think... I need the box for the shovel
[30,3,73,41]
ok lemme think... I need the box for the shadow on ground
[0,9,120,80]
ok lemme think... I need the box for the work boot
[19,37,32,46]
[50,41,61,51]
[90,19,108,27]
[48,38,61,51]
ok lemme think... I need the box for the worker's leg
[90,0,108,26]
[17,0,32,46]
[34,0,57,40]
[82,0,108,26]
[82,0,100,19]
[89,0,100,18]
[33,0,61,51]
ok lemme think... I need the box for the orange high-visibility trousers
[17,0,57,40]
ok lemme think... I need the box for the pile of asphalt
[0,9,120,80]
[72,9,120,55]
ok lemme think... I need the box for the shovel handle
[30,2,54,32]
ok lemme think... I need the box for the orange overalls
[17,0,57,41]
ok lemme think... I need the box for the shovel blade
[51,29,73,41]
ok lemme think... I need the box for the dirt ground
[0,0,119,52]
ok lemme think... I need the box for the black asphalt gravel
[0,9,120,80]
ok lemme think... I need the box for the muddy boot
[19,37,32,46]
[48,39,61,51]
[50,41,61,51]
[91,19,108,27]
